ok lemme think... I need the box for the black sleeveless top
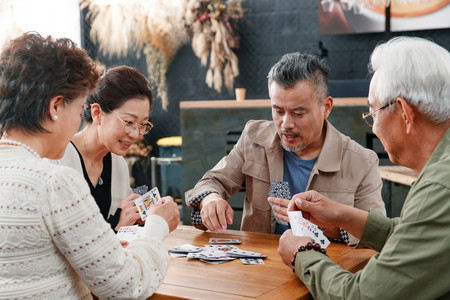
[70,142,121,231]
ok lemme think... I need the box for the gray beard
[280,140,306,152]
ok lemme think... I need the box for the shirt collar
[253,120,343,172]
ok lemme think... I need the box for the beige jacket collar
[253,120,344,177]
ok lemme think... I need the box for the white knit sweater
[0,145,169,299]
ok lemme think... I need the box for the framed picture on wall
[388,1,450,32]
[319,0,450,35]
[318,0,386,35]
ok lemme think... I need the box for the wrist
[199,193,222,209]
[290,242,328,273]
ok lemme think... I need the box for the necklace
[81,132,103,186]
[0,139,41,159]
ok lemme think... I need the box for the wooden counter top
[180,97,367,109]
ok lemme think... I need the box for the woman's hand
[115,193,142,231]
[148,196,180,232]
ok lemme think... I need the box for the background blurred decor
[185,0,244,94]
[81,0,244,110]
[81,0,189,111]
[319,0,450,35]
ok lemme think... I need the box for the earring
[53,115,58,120]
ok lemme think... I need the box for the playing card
[288,211,304,236]
[199,259,233,264]
[288,211,330,249]
[169,252,188,258]
[168,244,203,254]
[227,248,267,258]
[209,238,241,244]
[116,225,143,246]
[204,244,238,251]
[187,249,233,260]
[132,185,149,195]
[240,258,265,265]
[268,181,291,225]
[134,187,161,221]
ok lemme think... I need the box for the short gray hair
[369,36,450,124]
[267,53,330,104]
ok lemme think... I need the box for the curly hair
[83,65,153,122]
[0,32,99,135]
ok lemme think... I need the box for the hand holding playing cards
[290,190,369,240]
[200,194,233,233]
[115,193,143,231]
[278,230,313,267]
[148,196,180,232]
[267,197,290,223]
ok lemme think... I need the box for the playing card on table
[204,244,238,251]
[288,211,330,249]
[209,238,241,244]
[240,258,265,265]
[134,187,161,221]
[187,249,235,262]
[199,259,232,264]
[227,248,267,258]
[268,181,291,225]
[168,244,203,254]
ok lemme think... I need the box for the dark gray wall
[82,1,450,153]
[81,1,449,217]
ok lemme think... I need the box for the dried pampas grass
[82,0,244,109]
[82,0,189,111]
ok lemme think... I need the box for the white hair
[369,36,450,124]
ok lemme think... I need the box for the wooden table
[150,225,376,299]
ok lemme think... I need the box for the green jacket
[295,129,450,299]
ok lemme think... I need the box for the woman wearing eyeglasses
[58,65,156,232]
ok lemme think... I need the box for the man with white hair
[278,36,450,299]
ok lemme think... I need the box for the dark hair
[83,66,153,122]
[0,32,99,135]
[267,53,330,103]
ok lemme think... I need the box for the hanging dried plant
[81,0,189,111]
[81,0,244,109]
[185,0,244,94]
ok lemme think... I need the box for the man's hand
[267,197,290,223]
[288,191,342,229]
[148,196,180,232]
[115,193,142,231]
[278,229,313,267]
[289,190,368,239]
[200,193,233,233]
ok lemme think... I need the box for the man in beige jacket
[185,53,386,243]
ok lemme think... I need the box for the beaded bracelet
[290,242,328,273]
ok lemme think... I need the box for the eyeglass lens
[123,122,152,134]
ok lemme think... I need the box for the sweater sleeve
[42,166,169,299]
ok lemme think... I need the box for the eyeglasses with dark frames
[362,100,397,127]
[102,107,154,135]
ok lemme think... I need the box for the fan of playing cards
[133,187,161,221]
[288,211,330,248]
[168,239,267,265]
